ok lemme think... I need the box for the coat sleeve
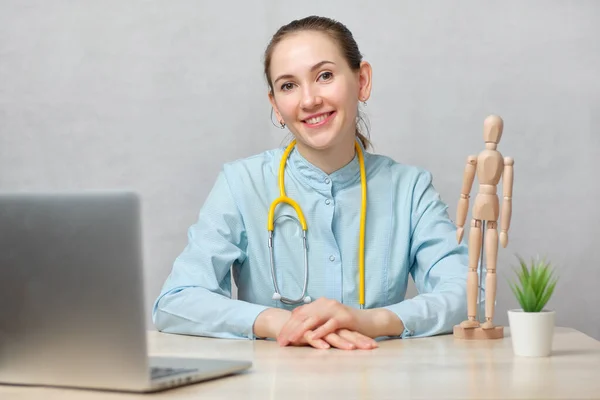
[384,170,469,338]
[152,171,268,339]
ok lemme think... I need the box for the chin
[298,133,341,151]
[296,125,349,152]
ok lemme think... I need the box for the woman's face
[269,31,371,154]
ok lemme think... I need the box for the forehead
[270,31,345,73]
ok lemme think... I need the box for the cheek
[276,95,299,119]
[339,95,359,123]
[326,82,357,115]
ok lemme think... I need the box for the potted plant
[507,255,558,357]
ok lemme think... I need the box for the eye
[280,82,295,91]
[318,71,333,81]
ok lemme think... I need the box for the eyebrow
[273,60,336,85]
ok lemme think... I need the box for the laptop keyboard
[150,367,198,380]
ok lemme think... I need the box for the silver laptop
[0,192,251,393]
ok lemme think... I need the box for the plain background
[1,1,599,340]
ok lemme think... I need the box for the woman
[153,15,469,350]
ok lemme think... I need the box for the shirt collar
[285,140,367,193]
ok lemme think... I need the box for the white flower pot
[508,309,555,357]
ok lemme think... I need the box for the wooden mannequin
[453,115,514,340]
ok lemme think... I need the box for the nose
[300,84,322,109]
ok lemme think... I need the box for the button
[329,255,335,262]
[325,178,331,184]
[325,199,331,205]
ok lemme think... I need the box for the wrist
[356,308,405,338]
[253,308,291,339]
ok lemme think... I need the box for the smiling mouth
[303,111,335,125]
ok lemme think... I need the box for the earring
[279,121,286,129]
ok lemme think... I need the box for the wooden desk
[1,327,599,399]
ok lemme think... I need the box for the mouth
[302,111,335,127]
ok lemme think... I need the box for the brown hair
[264,15,371,149]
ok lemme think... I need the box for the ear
[357,61,373,102]
[268,91,284,124]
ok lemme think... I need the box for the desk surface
[1,327,599,399]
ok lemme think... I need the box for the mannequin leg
[460,219,481,328]
[481,221,498,330]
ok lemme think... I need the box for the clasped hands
[276,298,378,350]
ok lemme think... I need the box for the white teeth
[305,112,331,125]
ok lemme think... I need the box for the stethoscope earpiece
[272,293,282,301]
[303,296,312,304]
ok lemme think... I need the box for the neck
[296,139,356,175]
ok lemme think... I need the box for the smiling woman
[265,19,372,175]
[153,15,470,351]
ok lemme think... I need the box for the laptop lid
[0,192,151,391]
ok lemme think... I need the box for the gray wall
[1,1,599,340]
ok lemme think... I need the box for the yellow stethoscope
[268,139,368,309]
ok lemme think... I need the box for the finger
[277,317,302,346]
[303,330,330,350]
[307,318,340,341]
[278,310,312,346]
[286,330,330,349]
[322,332,356,350]
[336,329,378,350]
[285,315,321,344]
[278,315,318,346]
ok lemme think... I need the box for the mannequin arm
[456,155,477,243]
[500,157,514,247]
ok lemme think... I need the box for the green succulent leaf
[524,280,537,311]
[507,255,559,312]
[535,279,557,312]
[509,281,525,309]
